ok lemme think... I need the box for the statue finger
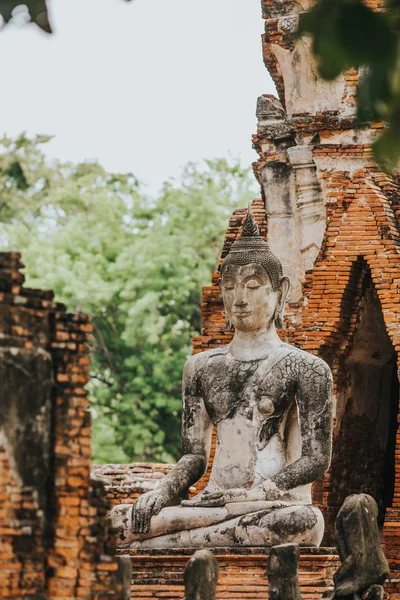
[153,498,164,515]
[138,497,155,533]
[132,505,140,533]
[134,496,145,512]
[133,496,147,532]
[205,492,224,500]
[141,498,156,534]
[184,497,224,508]
[181,496,208,507]
[181,498,198,506]
[137,503,146,534]
[205,497,226,507]
[137,507,145,534]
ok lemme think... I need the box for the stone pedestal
[125,547,340,600]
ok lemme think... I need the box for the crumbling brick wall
[0,252,128,600]
[91,464,174,508]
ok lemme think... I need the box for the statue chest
[201,356,296,430]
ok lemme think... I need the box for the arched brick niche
[314,264,399,540]
[332,271,398,523]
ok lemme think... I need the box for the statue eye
[223,280,235,290]
[246,280,261,289]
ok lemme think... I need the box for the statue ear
[274,276,290,329]
[219,276,233,331]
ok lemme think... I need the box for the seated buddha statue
[110,205,334,548]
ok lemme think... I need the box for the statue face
[221,263,282,332]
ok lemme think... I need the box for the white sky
[0,0,276,195]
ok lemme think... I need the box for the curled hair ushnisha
[220,203,283,291]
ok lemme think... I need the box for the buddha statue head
[220,204,290,332]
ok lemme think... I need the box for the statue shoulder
[281,343,333,382]
[183,346,229,380]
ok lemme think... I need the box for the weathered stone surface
[266,496,390,600]
[362,584,385,600]
[118,555,133,600]
[0,347,52,515]
[184,550,219,600]
[333,494,389,597]
[268,544,302,600]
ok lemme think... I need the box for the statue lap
[111,502,324,549]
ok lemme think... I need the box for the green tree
[0,135,257,463]
[298,0,400,170]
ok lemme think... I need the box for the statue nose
[234,284,248,306]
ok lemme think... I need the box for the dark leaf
[373,109,400,172]
[357,66,393,122]
[28,0,51,33]
[34,10,51,33]
[338,4,396,67]
[0,0,18,23]
[299,0,397,79]
[7,160,28,190]
[298,1,349,80]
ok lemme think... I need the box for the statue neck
[228,328,282,361]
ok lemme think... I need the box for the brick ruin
[0,253,130,599]
[2,0,400,598]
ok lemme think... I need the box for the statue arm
[155,355,212,501]
[271,355,334,492]
[132,354,212,533]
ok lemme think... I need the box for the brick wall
[91,464,174,508]
[128,548,340,600]
[0,252,127,600]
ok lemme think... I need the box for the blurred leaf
[299,0,396,80]
[340,4,395,66]
[33,10,52,33]
[373,109,400,171]
[0,1,17,23]
[299,0,400,169]
[4,160,28,190]
[357,66,393,122]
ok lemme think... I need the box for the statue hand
[131,490,169,534]
[181,487,266,507]
[262,479,286,501]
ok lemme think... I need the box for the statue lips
[233,310,252,318]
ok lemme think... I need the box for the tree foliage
[0,134,257,463]
[298,0,400,171]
